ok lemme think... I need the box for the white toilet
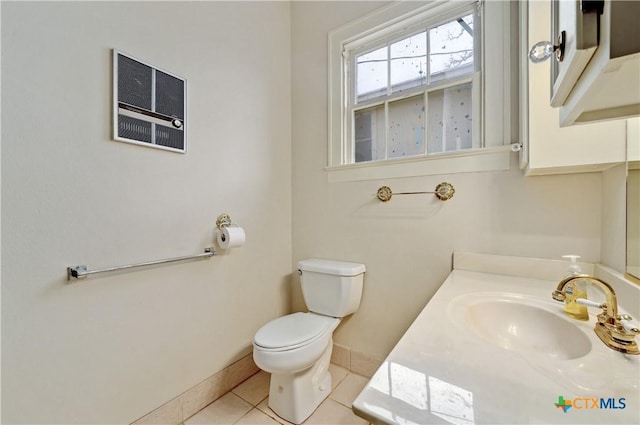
[252,258,365,424]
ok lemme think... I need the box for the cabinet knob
[529,30,566,63]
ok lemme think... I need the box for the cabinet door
[524,0,625,176]
[549,0,599,107]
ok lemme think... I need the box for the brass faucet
[552,275,640,355]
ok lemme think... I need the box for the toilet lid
[254,312,339,349]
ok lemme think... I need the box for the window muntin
[348,8,478,163]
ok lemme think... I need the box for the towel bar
[375,182,455,202]
[67,247,216,281]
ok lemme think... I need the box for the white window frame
[327,0,517,182]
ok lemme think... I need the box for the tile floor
[184,364,371,425]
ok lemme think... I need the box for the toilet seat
[253,312,340,374]
[254,312,339,351]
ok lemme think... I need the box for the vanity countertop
[352,253,640,425]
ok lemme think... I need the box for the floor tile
[256,398,295,425]
[185,393,252,425]
[181,373,224,420]
[232,371,271,406]
[234,408,281,424]
[328,364,349,390]
[329,373,369,408]
[304,398,368,425]
[133,396,182,424]
[209,365,373,425]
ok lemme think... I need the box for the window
[328,1,518,182]
[352,11,477,162]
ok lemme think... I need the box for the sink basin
[452,293,592,360]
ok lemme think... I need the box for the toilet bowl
[252,259,365,424]
[253,312,340,424]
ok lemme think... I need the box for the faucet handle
[575,298,606,309]
[619,315,640,334]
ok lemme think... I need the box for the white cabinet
[522,0,626,175]
[549,0,599,109]
[550,0,640,126]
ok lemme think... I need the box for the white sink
[354,263,640,425]
[451,292,592,360]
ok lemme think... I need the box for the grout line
[256,395,269,407]
[224,364,370,425]
[231,407,254,425]
[331,397,353,409]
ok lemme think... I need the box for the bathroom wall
[601,164,627,273]
[291,1,606,361]
[1,2,291,424]
[2,2,632,423]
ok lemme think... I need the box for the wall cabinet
[522,0,626,176]
[551,0,640,126]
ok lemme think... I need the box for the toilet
[252,258,366,424]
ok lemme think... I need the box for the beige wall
[1,2,291,423]
[1,1,633,423]
[625,166,640,276]
[601,164,627,272]
[291,1,607,360]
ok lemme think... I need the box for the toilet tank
[298,259,365,318]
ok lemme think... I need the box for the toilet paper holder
[216,213,233,230]
[215,213,246,249]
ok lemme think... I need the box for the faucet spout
[553,275,618,319]
[552,275,638,355]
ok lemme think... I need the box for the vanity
[353,252,640,425]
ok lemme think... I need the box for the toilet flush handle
[297,269,302,275]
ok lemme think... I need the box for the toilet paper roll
[217,226,246,249]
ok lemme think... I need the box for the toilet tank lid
[298,259,366,276]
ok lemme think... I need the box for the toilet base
[268,340,333,424]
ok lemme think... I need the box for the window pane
[388,95,425,159]
[427,83,472,154]
[390,32,427,93]
[354,105,386,162]
[429,14,474,83]
[357,47,388,102]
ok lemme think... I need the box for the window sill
[325,146,513,183]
